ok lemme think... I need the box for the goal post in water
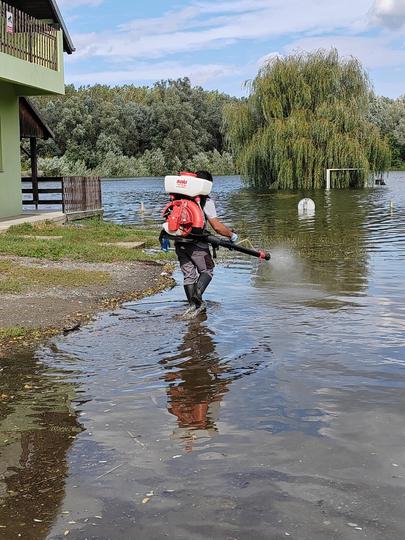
[325,168,362,190]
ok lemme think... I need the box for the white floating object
[298,198,315,216]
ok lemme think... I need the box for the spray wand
[160,232,271,261]
[204,234,271,260]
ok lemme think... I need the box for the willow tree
[224,50,390,189]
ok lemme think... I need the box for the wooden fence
[63,176,103,214]
[0,1,58,70]
[22,176,103,215]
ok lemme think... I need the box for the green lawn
[0,259,112,294]
[0,219,172,263]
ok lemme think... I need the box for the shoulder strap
[200,195,208,209]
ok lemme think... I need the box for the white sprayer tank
[164,175,212,198]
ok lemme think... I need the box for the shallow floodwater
[2,174,405,539]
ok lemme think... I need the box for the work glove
[230,232,238,242]
[159,230,170,252]
[161,237,170,252]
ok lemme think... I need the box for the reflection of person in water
[160,319,232,451]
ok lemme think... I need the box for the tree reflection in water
[0,350,82,539]
[227,188,370,296]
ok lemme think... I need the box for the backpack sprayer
[160,172,271,261]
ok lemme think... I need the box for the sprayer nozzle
[259,250,271,261]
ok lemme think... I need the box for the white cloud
[64,0,405,97]
[257,52,283,68]
[371,0,405,29]
[59,0,102,7]
[284,35,405,70]
[70,0,372,62]
[66,61,240,86]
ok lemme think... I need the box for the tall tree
[224,49,391,189]
[369,94,405,167]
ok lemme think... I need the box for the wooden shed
[19,98,102,218]
[19,97,54,207]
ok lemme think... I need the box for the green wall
[0,83,22,219]
[0,30,66,219]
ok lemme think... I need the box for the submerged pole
[326,169,331,190]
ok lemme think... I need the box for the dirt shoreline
[0,256,175,353]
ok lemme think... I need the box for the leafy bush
[37,149,234,178]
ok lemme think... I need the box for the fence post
[30,137,39,209]
[98,177,102,209]
[28,29,32,62]
[61,177,65,213]
[326,169,330,190]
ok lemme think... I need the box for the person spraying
[166,170,237,315]
[160,170,270,317]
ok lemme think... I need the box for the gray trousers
[175,242,215,285]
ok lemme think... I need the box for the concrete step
[20,235,63,240]
[0,211,66,233]
[98,241,146,249]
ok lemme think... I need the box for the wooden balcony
[22,176,104,220]
[0,1,58,70]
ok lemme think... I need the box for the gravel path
[0,256,173,335]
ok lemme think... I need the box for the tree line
[28,63,405,183]
[29,78,236,178]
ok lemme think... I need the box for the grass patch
[0,259,111,294]
[0,219,172,263]
[0,327,31,340]
[0,326,48,347]
[0,277,22,293]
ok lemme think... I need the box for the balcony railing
[0,1,58,71]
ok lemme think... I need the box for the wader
[175,241,214,307]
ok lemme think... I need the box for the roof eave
[20,97,55,140]
[49,0,75,54]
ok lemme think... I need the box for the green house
[0,0,74,219]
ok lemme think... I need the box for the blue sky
[59,0,405,98]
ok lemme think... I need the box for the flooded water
[2,174,405,539]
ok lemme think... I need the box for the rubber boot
[192,273,212,307]
[182,283,198,318]
[184,284,196,305]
